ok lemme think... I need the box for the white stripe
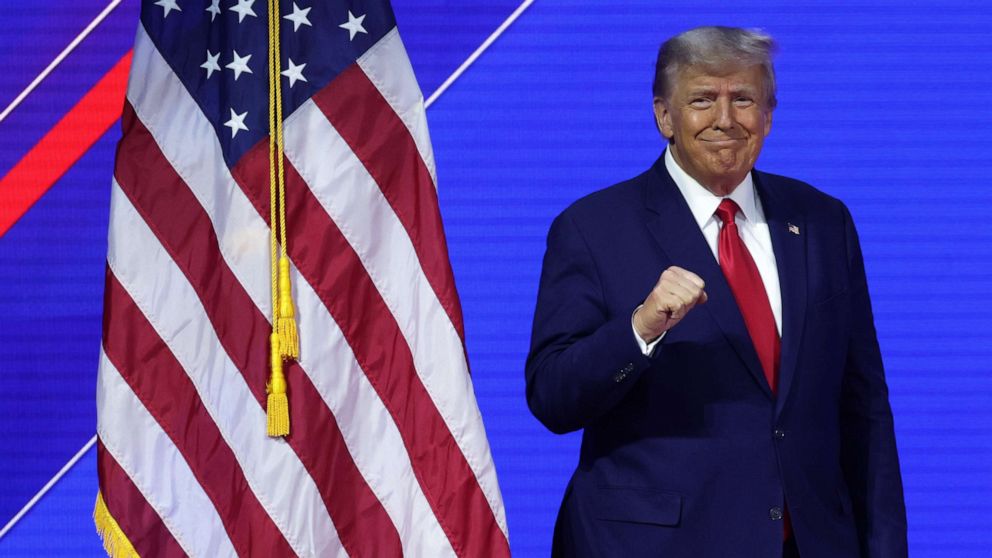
[0,0,123,125]
[97,351,235,558]
[128,23,273,319]
[107,180,342,558]
[126,25,454,557]
[293,253,456,558]
[0,436,96,541]
[284,99,508,537]
[423,0,536,109]
[357,28,437,185]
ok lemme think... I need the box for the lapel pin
[788,223,800,235]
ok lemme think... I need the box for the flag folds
[95,1,509,556]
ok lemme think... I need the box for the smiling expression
[655,65,773,196]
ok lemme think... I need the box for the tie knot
[715,199,740,226]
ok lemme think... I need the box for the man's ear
[653,97,674,139]
[763,108,773,137]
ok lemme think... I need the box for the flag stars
[339,11,368,41]
[201,50,221,78]
[226,50,253,80]
[284,3,312,32]
[282,58,308,88]
[224,108,249,138]
[230,0,257,23]
[155,0,181,18]
[206,0,221,21]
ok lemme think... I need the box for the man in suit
[525,27,907,557]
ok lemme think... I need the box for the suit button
[769,507,783,521]
[774,428,786,440]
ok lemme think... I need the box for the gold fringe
[267,333,290,436]
[276,256,299,360]
[93,491,140,558]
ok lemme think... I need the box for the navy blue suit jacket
[526,156,907,557]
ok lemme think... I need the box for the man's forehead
[678,65,764,90]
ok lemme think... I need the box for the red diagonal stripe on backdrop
[0,50,132,238]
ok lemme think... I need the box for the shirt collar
[664,147,760,228]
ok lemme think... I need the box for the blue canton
[141,0,396,167]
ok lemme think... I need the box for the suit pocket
[593,486,682,526]
[814,288,849,309]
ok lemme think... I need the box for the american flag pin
[788,223,800,235]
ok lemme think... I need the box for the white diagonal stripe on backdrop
[0,0,123,125]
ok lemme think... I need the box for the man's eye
[734,97,754,107]
[690,98,712,107]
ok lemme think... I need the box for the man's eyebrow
[685,87,718,96]
[729,84,759,94]
[684,84,759,96]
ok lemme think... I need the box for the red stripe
[0,51,131,238]
[96,440,186,558]
[311,65,466,341]
[232,138,510,557]
[101,267,295,557]
[113,103,401,557]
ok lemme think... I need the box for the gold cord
[266,0,297,436]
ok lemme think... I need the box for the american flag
[94,1,509,556]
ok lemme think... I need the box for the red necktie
[715,199,780,393]
[715,199,792,540]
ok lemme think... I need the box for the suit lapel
[753,172,808,417]
[642,157,772,400]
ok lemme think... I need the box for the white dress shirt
[634,149,782,355]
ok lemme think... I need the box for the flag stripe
[357,28,437,185]
[312,64,466,341]
[106,178,342,557]
[114,102,403,557]
[126,23,272,315]
[96,441,186,558]
[283,98,507,534]
[125,31,452,555]
[232,143,510,557]
[101,266,296,557]
[97,349,236,558]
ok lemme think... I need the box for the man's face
[654,65,773,195]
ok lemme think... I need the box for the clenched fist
[633,266,708,342]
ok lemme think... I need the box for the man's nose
[712,97,734,130]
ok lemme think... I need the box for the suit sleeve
[525,211,653,434]
[837,204,908,557]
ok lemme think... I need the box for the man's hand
[633,266,708,342]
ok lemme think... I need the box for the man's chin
[700,166,749,193]
[706,157,748,177]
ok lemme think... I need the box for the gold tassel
[93,491,140,558]
[267,333,290,436]
[276,256,299,360]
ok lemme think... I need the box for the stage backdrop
[1,0,991,555]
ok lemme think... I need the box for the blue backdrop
[1,1,991,555]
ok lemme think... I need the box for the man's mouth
[700,138,744,146]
